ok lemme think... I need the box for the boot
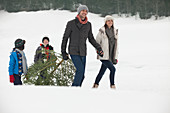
[92,84,99,88]
[110,85,116,89]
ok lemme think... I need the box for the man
[61,5,103,87]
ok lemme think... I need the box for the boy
[9,38,28,85]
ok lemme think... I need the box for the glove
[62,52,69,60]
[97,48,104,57]
[113,59,118,65]
[9,75,15,83]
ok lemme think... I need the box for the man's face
[79,9,87,19]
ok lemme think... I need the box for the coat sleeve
[61,21,72,53]
[34,47,41,63]
[88,23,102,51]
[114,28,119,59]
[96,31,102,45]
[49,45,53,50]
[9,54,15,75]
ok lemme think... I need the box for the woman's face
[106,20,113,28]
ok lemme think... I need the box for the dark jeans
[95,60,116,85]
[14,74,22,85]
[70,55,86,87]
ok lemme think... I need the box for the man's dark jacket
[61,17,102,56]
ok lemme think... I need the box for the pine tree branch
[50,59,64,74]
[37,58,57,73]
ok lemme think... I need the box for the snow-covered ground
[0,10,170,113]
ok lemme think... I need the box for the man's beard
[79,14,85,20]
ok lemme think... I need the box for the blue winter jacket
[8,49,27,75]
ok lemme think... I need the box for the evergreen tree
[0,0,170,19]
[23,51,75,86]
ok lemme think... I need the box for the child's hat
[42,37,50,43]
[15,39,25,47]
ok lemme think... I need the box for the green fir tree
[23,50,75,86]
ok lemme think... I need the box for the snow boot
[92,84,99,88]
[110,85,116,89]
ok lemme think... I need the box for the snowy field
[0,10,170,113]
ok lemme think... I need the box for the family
[8,5,119,89]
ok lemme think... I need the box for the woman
[9,38,28,85]
[93,15,119,89]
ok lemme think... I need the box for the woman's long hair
[104,23,114,29]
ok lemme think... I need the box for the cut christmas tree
[23,50,75,86]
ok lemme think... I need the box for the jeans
[95,60,116,85]
[70,55,86,86]
[14,74,22,85]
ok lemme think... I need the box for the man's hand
[97,48,104,57]
[62,52,69,60]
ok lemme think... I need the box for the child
[34,37,53,82]
[8,39,28,85]
[34,37,53,63]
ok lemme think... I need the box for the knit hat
[104,15,114,23]
[15,39,25,48]
[77,5,89,14]
[42,37,49,43]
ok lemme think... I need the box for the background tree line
[0,0,170,19]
